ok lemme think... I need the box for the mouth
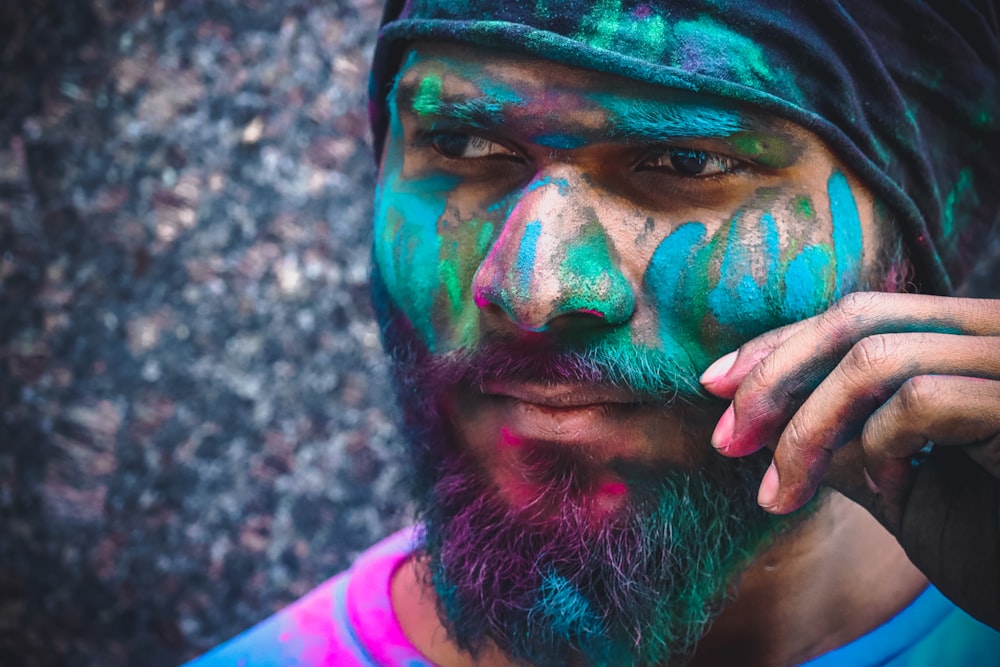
[445,376,707,522]
[481,380,645,409]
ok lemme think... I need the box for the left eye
[431,133,517,159]
[639,148,740,176]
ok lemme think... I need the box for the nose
[472,172,635,332]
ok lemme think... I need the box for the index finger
[709,293,1000,458]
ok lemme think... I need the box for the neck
[391,491,927,667]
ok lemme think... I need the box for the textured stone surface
[1,2,408,666]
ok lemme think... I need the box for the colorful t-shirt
[185,527,1000,666]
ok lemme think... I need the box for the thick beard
[371,267,794,666]
[419,450,784,667]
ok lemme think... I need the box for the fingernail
[758,462,780,509]
[700,351,738,386]
[863,467,881,495]
[710,403,735,452]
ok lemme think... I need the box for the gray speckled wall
[1,2,409,666]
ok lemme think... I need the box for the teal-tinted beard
[416,446,795,667]
[371,265,799,666]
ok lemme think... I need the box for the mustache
[406,338,708,405]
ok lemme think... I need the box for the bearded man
[186,1,1000,665]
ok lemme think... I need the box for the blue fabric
[802,585,1000,666]
[182,525,1000,667]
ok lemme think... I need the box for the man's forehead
[393,43,795,143]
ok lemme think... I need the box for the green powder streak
[412,73,443,116]
[672,17,772,88]
[557,220,633,322]
[942,168,976,240]
[575,0,667,59]
[792,195,815,219]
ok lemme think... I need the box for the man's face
[372,43,899,666]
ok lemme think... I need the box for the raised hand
[701,292,1000,628]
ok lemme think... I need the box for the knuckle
[895,375,937,420]
[780,418,812,456]
[820,292,884,348]
[843,334,898,376]
[742,353,778,397]
[830,291,882,324]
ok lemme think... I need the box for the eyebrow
[395,79,505,130]
[592,94,748,140]
[394,78,751,141]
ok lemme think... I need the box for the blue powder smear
[828,171,863,296]
[708,212,778,331]
[516,220,542,297]
[782,244,834,321]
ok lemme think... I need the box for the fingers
[763,333,1000,512]
[863,375,1000,493]
[700,318,812,398]
[704,293,1000,459]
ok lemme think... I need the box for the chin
[415,447,784,667]
[372,277,791,666]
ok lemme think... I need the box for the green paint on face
[729,132,802,169]
[374,73,461,352]
[438,219,495,345]
[413,73,444,116]
[707,211,780,336]
[476,221,495,255]
[558,220,633,322]
[793,195,815,219]
[594,94,745,140]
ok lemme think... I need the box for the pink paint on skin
[499,426,527,448]
[599,481,628,496]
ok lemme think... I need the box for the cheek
[374,165,497,352]
[643,172,867,362]
[373,165,455,352]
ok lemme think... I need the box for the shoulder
[801,585,1000,667]
[182,527,424,667]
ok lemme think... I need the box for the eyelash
[418,130,747,180]
[636,147,745,178]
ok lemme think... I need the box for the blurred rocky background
[1,1,408,666]
[2,2,998,667]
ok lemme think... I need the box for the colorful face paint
[373,45,893,667]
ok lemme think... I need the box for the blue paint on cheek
[516,220,542,297]
[782,244,834,321]
[375,173,458,351]
[707,211,779,332]
[645,222,710,369]
[373,83,458,351]
[647,222,706,307]
[828,171,863,296]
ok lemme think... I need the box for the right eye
[431,132,518,159]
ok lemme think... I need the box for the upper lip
[480,380,642,408]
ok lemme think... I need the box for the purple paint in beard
[372,268,801,667]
